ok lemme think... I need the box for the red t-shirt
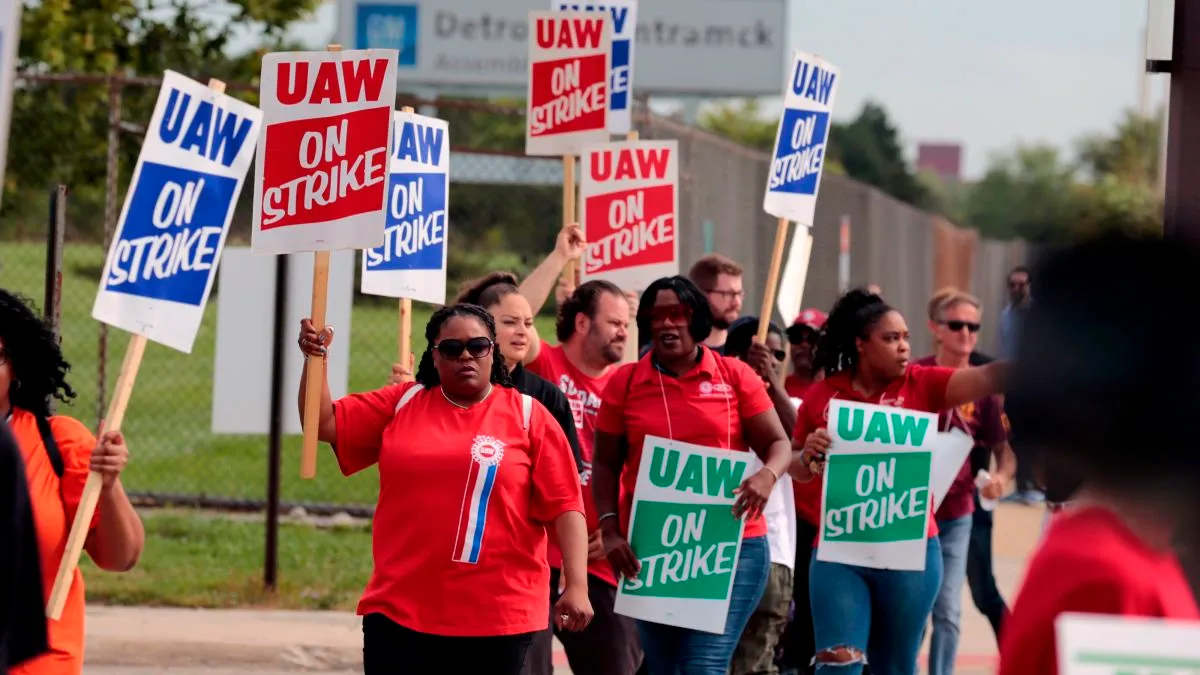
[595,347,775,540]
[999,506,1200,675]
[333,383,584,637]
[791,365,954,543]
[527,340,618,586]
[785,374,814,400]
[912,356,1007,522]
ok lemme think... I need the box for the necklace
[441,384,493,409]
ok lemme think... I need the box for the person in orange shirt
[297,303,593,674]
[593,276,793,674]
[793,289,1006,675]
[0,289,145,675]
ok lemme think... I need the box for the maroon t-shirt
[913,356,1007,521]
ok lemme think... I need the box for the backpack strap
[35,415,65,479]
[393,384,425,414]
[521,393,533,431]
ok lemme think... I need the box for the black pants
[966,493,1008,643]
[522,568,646,675]
[779,519,819,673]
[363,613,535,675]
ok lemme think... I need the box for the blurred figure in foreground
[0,420,48,672]
[998,233,1200,675]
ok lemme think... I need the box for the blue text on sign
[767,109,829,196]
[365,172,447,271]
[392,118,445,167]
[158,87,255,169]
[105,163,238,306]
[791,60,837,107]
[553,3,630,34]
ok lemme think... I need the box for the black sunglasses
[432,337,495,359]
[941,320,981,333]
[773,349,787,361]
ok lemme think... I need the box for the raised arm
[519,224,586,364]
[944,362,1009,410]
[297,318,337,444]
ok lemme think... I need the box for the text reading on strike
[530,56,607,135]
[275,58,390,105]
[366,176,446,267]
[590,147,670,182]
[108,177,220,286]
[159,88,254,169]
[536,16,605,50]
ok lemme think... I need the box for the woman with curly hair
[297,303,593,674]
[0,289,144,675]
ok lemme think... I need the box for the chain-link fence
[0,72,1030,512]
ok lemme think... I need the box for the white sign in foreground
[1057,612,1200,674]
[211,247,354,435]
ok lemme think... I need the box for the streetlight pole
[1151,0,1200,242]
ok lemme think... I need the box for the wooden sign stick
[46,76,229,619]
[396,105,416,382]
[561,154,577,285]
[756,217,791,343]
[300,46,341,479]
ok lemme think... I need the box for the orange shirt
[527,340,618,586]
[8,408,100,675]
[791,365,954,542]
[333,383,584,637]
[595,347,774,541]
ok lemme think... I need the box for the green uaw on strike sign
[614,435,751,634]
[1056,612,1200,674]
[817,400,936,571]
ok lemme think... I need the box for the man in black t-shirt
[0,419,48,672]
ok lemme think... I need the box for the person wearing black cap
[784,309,826,400]
[998,233,1200,674]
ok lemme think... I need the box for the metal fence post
[44,184,67,414]
[97,77,123,428]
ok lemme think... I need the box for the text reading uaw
[529,18,607,136]
[366,120,447,270]
[105,87,251,305]
[261,58,392,229]
[768,61,837,193]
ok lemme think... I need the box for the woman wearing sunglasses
[592,276,793,674]
[297,304,593,674]
[793,289,1007,675]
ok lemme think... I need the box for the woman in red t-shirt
[297,304,593,674]
[997,234,1200,675]
[593,276,793,675]
[793,290,1006,675]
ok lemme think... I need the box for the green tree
[827,101,928,207]
[963,145,1080,242]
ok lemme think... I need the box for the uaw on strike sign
[580,140,678,289]
[526,11,611,156]
[93,71,263,354]
[253,49,399,254]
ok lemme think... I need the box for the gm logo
[356,4,418,67]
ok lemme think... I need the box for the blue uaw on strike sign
[360,110,449,305]
[551,1,638,135]
[92,70,263,354]
[763,51,841,227]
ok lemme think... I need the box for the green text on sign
[622,501,742,599]
[836,406,931,447]
[647,444,748,497]
[824,453,931,543]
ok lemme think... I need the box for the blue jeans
[966,495,1007,643]
[809,537,943,675]
[637,535,770,675]
[929,515,972,675]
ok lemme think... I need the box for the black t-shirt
[510,364,585,474]
[0,419,49,671]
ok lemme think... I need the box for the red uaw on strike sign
[525,11,610,157]
[252,49,399,254]
[580,140,679,289]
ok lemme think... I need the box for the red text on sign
[535,16,605,50]
[530,55,607,137]
[589,147,672,182]
[260,107,390,230]
[275,58,391,106]
[584,185,675,274]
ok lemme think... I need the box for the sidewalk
[83,504,1045,674]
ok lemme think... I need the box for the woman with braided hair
[297,303,592,674]
[791,289,1006,675]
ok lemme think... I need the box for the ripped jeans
[808,537,942,675]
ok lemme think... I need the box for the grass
[80,509,373,610]
[0,240,559,507]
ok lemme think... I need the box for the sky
[232,0,1167,180]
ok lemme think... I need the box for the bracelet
[762,465,781,483]
[598,512,618,523]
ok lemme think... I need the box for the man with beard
[518,227,643,675]
[783,309,826,400]
[688,254,744,353]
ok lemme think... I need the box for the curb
[86,637,363,671]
